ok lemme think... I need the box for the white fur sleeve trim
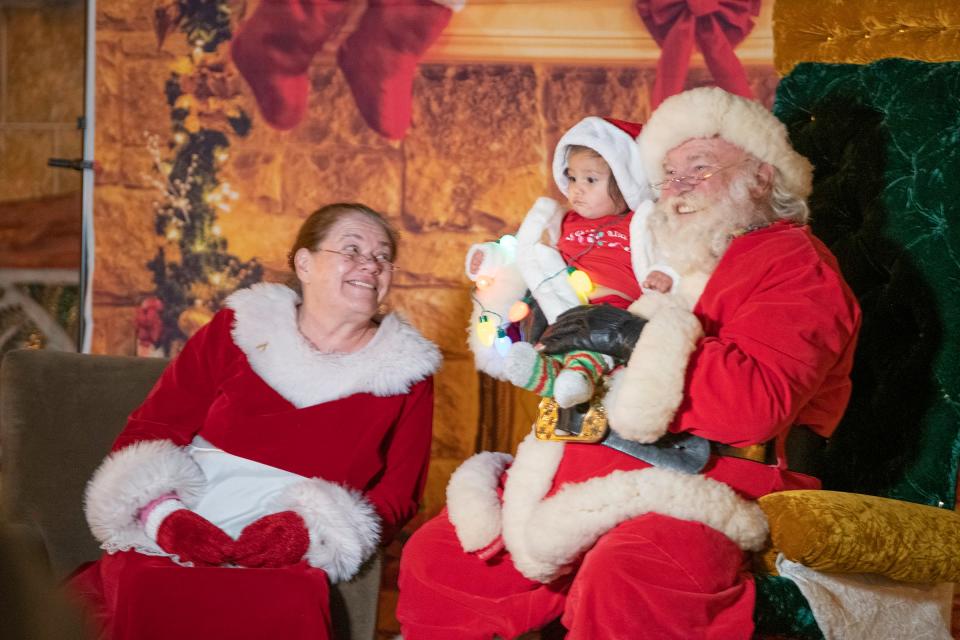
[84,439,206,554]
[500,435,567,581]
[605,306,703,443]
[629,199,657,282]
[273,478,381,583]
[446,452,513,552]
[519,467,769,582]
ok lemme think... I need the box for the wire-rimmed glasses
[319,248,397,272]
[651,161,746,190]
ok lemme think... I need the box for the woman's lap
[70,551,332,640]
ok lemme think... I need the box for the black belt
[551,402,711,475]
[548,405,819,473]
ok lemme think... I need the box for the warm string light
[508,298,531,322]
[476,313,497,347]
[471,221,611,352]
[494,328,512,356]
[566,267,594,303]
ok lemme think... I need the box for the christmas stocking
[336,0,453,140]
[231,0,351,130]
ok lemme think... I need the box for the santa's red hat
[638,87,813,200]
[552,116,652,211]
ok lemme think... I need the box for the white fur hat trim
[638,87,813,199]
[553,116,653,211]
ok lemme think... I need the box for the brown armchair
[0,348,382,640]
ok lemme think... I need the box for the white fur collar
[226,283,441,408]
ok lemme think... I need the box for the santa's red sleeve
[676,252,861,446]
[606,226,861,447]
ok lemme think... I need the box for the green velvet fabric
[774,58,960,508]
[752,58,960,639]
[752,575,824,640]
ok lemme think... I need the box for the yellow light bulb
[567,269,593,303]
[476,315,496,347]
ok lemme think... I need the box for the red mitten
[155,509,235,566]
[233,511,310,568]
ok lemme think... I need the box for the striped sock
[522,352,564,396]
[561,350,611,389]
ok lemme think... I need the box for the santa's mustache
[649,187,760,273]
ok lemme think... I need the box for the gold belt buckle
[534,396,609,443]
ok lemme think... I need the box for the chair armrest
[757,490,960,584]
[329,550,382,640]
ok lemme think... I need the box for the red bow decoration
[637,0,761,108]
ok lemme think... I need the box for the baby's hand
[642,270,673,293]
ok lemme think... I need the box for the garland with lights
[468,233,596,355]
[139,0,262,356]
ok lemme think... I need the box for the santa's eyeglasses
[651,161,747,190]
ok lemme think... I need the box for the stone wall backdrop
[91,1,777,636]
[0,0,85,355]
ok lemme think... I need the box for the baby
[472,117,679,408]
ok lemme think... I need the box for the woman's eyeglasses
[319,248,396,271]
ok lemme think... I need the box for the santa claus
[396,86,862,639]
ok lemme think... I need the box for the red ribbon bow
[637,0,761,107]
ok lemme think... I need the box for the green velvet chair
[0,349,382,640]
[752,57,960,639]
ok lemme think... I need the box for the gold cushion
[757,490,960,584]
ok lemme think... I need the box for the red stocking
[336,0,453,140]
[231,0,351,130]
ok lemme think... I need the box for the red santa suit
[399,221,860,640]
[397,89,862,640]
[71,282,439,640]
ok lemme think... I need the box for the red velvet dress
[397,221,862,639]
[72,283,438,640]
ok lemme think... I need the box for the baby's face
[564,151,623,219]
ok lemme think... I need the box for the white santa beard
[650,179,768,274]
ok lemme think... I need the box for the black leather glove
[518,292,548,344]
[538,304,646,362]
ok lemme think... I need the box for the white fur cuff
[273,479,381,583]
[605,306,703,443]
[143,498,187,542]
[521,467,769,583]
[446,452,513,552]
[84,439,207,554]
